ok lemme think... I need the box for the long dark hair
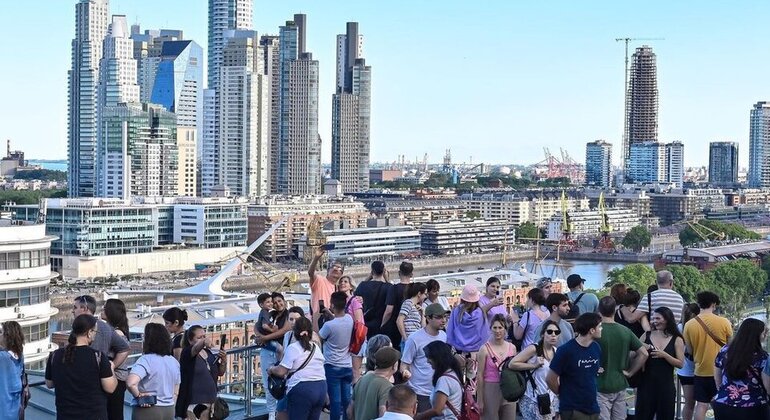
[293,317,314,351]
[424,341,462,386]
[652,307,681,339]
[65,314,97,363]
[681,303,700,325]
[103,298,129,337]
[724,318,766,380]
[1,321,24,357]
[536,319,560,357]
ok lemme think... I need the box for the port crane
[595,192,616,251]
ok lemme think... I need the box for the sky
[0,0,768,168]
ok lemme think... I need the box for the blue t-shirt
[0,351,23,420]
[549,338,601,414]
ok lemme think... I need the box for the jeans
[288,380,327,420]
[324,364,353,420]
[260,348,278,414]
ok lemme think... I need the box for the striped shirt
[636,288,684,324]
[399,299,423,338]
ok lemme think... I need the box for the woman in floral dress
[713,318,769,419]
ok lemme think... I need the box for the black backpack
[566,293,585,320]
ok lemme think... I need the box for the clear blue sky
[1,0,768,167]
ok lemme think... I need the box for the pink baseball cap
[460,284,480,303]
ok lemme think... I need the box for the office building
[585,140,612,187]
[666,141,684,188]
[97,103,178,199]
[277,15,321,195]
[624,46,658,166]
[9,197,248,277]
[297,224,421,264]
[331,22,371,193]
[362,198,468,227]
[0,221,58,367]
[200,89,219,196]
[749,101,770,187]
[546,208,640,240]
[708,142,739,186]
[460,190,590,227]
[68,0,110,198]
[131,27,184,102]
[207,0,252,89]
[247,196,369,261]
[420,219,510,256]
[216,30,270,197]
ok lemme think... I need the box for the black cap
[567,274,586,289]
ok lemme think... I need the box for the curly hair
[1,321,24,357]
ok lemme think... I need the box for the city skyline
[3,1,770,168]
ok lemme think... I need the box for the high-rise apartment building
[207,0,252,89]
[217,30,271,197]
[585,140,612,187]
[627,141,684,187]
[97,103,178,199]
[708,142,739,186]
[200,89,219,196]
[749,101,770,188]
[624,46,658,167]
[68,0,110,198]
[331,22,372,193]
[260,35,281,193]
[277,15,321,195]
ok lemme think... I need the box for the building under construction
[625,46,658,164]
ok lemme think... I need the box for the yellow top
[682,312,733,377]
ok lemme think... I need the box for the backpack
[499,355,529,402]
[443,373,480,420]
[566,293,586,320]
[345,297,368,354]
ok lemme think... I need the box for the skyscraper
[331,22,372,193]
[708,141,738,186]
[749,101,770,188]
[624,46,658,167]
[277,15,321,195]
[98,103,178,199]
[585,140,612,187]
[665,141,684,188]
[207,0,252,89]
[217,30,270,197]
[95,15,140,197]
[130,28,184,102]
[68,0,110,198]
[260,35,281,193]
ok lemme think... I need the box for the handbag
[268,344,317,400]
[211,396,230,420]
[345,296,369,354]
[443,373,481,420]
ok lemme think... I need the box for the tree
[706,259,769,323]
[465,210,481,220]
[424,173,451,188]
[621,225,652,252]
[679,220,761,247]
[667,265,711,302]
[516,222,539,241]
[604,264,657,292]
[0,189,67,205]
[13,169,67,181]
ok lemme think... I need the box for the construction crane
[595,192,615,251]
[559,190,578,252]
[615,36,665,169]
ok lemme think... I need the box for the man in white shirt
[625,270,685,327]
[375,385,418,420]
[400,303,448,413]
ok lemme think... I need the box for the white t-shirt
[279,342,326,392]
[319,314,354,367]
[402,328,447,396]
[431,371,462,420]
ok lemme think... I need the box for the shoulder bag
[268,343,317,400]
[694,316,726,347]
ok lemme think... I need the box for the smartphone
[322,243,336,251]
[319,299,326,310]
[220,333,227,347]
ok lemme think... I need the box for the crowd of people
[3,251,770,420]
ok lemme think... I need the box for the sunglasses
[545,329,561,336]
